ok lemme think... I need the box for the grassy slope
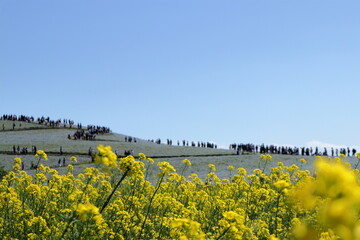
[0,120,233,171]
[1,120,358,180]
[0,120,231,156]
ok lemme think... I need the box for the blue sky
[1,0,360,149]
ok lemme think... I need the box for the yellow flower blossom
[182,159,192,166]
[171,218,205,240]
[35,150,48,160]
[158,161,176,175]
[208,164,216,171]
[227,165,235,171]
[70,156,77,163]
[119,155,143,176]
[95,145,117,167]
[274,180,291,190]
[4,143,360,239]
[74,203,100,221]
[14,157,21,165]
[147,157,155,164]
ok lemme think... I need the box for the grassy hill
[0,123,232,156]
[1,119,357,181]
[0,119,235,178]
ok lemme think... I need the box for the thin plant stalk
[100,169,129,214]
[138,173,165,238]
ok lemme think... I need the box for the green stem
[60,176,93,239]
[244,182,253,224]
[100,169,129,214]
[35,157,42,173]
[215,225,232,240]
[273,194,281,236]
[59,215,76,239]
[138,173,165,238]
[262,159,268,173]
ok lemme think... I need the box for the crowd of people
[87,125,111,135]
[1,114,35,122]
[69,130,97,140]
[147,138,218,149]
[69,125,111,141]
[62,123,111,141]
[2,114,112,142]
[12,145,38,155]
[230,143,357,157]
[1,114,77,129]
[125,136,137,143]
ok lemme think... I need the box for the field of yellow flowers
[1,145,360,240]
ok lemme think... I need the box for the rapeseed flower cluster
[34,150,48,160]
[95,145,117,172]
[2,146,360,239]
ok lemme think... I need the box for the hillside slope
[0,120,234,172]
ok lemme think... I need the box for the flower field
[1,145,360,240]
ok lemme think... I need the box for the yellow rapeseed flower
[208,164,216,171]
[35,150,48,161]
[158,161,176,175]
[14,157,21,165]
[170,218,205,240]
[223,211,241,221]
[274,180,291,191]
[95,145,117,170]
[74,203,100,221]
[182,159,192,166]
[70,156,77,163]
[227,165,235,171]
[147,157,155,164]
[119,155,143,176]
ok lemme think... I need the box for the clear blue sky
[1,0,360,149]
